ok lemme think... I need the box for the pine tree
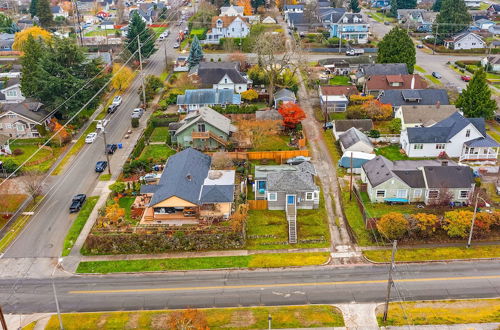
[349,0,360,13]
[126,11,156,60]
[187,35,203,69]
[29,0,37,18]
[36,0,53,28]
[434,0,471,37]
[389,0,398,17]
[376,27,416,73]
[432,0,442,12]
[456,68,497,119]
[397,0,416,9]
[20,34,44,97]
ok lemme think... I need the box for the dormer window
[343,17,348,23]
[217,19,222,27]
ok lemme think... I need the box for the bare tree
[237,120,282,149]
[21,171,44,201]
[211,152,234,170]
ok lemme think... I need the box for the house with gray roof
[0,33,14,51]
[274,88,296,108]
[169,107,236,150]
[354,63,408,84]
[140,148,235,225]
[444,31,486,50]
[400,112,500,161]
[361,155,475,205]
[0,101,51,138]
[481,56,500,72]
[0,78,24,104]
[394,104,458,129]
[190,62,250,93]
[378,89,450,108]
[177,89,241,112]
[332,119,373,139]
[338,127,374,153]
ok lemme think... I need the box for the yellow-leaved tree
[111,63,134,91]
[12,26,52,51]
[237,0,253,15]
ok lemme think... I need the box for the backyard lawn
[329,76,350,85]
[45,305,344,329]
[251,135,293,151]
[374,145,408,161]
[84,29,119,37]
[149,127,170,143]
[139,144,176,162]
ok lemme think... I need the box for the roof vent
[441,160,448,166]
[208,170,223,180]
[186,173,192,181]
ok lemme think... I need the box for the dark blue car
[95,161,108,173]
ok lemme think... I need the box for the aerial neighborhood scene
[1,0,500,327]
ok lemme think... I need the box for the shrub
[349,94,374,105]
[241,89,258,102]
[389,118,402,133]
[109,182,126,195]
[443,210,473,238]
[12,149,24,156]
[346,105,367,119]
[376,212,409,240]
[474,212,496,236]
[123,159,150,176]
[368,129,380,138]
[410,213,439,237]
[131,118,139,128]
[0,159,18,172]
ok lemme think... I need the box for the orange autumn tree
[361,99,392,121]
[237,0,253,15]
[278,103,306,129]
[166,309,209,330]
[49,118,70,145]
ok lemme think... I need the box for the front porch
[140,206,200,225]
[461,139,500,162]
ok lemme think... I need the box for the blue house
[177,89,241,112]
[371,0,390,8]
[330,13,369,44]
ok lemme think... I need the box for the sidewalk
[360,240,500,251]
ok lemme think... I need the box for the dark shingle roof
[199,185,234,203]
[361,156,394,187]
[1,102,49,123]
[267,171,318,193]
[464,136,500,147]
[359,63,408,77]
[423,166,475,189]
[339,127,373,149]
[378,89,450,107]
[392,170,425,188]
[196,62,247,86]
[177,89,241,106]
[334,119,373,132]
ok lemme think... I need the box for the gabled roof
[2,77,20,90]
[199,170,235,203]
[211,15,248,28]
[366,74,427,91]
[177,89,241,106]
[333,119,373,132]
[358,63,409,77]
[378,89,450,107]
[0,102,49,124]
[486,56,500,65]
[220,5,244,15]
[423,166,475,189]
[195,62,247,86]
[446,31,485,43]
[337,13,365,24]
[488,4,500,11]
[464,136,500,147]
[320,85,358,96]
[267,171,319,193]
[262,16,277,24]
[174,106,236,136]
[399,104,457,126]
[274,88,296,101]
[338,127,373,149]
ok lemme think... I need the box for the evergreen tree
[397,0,416,9]
[20,35,44,97]
[29,0,37,18]
[376,26,416,73]
[251,0,265,10]
[187,35,203,69]
[349,0,360,13]
[433,0,471,37]
[126,12,156,60]
[389,0,398,17]
[456,68,497,119]
[432,0,442,12]
[36,0,53,28]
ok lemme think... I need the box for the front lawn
[377,299,500,326]
[375,145,409,160]
[0,141,62,172]
[0,193,27,228]
[139,144,176,162]
[45,305,344,329]
[341,190,374,246]
[360,191,421,218]
[84,29,119,37]
[329,76,350,85]
[251,135,294,151]
[118,196,137,225]
[364,245,500,262]
[149,127,170,143]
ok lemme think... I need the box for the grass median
[363,245,500,262]
[377,299,500,326]
[76,252,330,273]
[45,305,344,329]
[425,74,442,85]
[61,196,99,257]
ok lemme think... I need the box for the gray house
[378,89,450,108]
[361,156,475,205]
[354,63,408,84]
[333,119,373,139]
[338,127,374,153]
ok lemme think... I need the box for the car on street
[131,108,144,118]
[108,104,118,113]
[95,160,108,173]
[461,75,471,82]
[286,156,311,165]
[432,71,442,79]
[112,95,122,106]
[416,44,424,49]
[69,194,86,213]
[173,42,180,48]
[96,119,109,131]
[85,132,98,144]
[384,21,390,25]
[106,144,117,154]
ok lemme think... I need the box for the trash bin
[118,143,123,149]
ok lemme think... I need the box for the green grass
[322,130,345,176]
[414,65,426,73]
[373,120,393,134]
[139,144,176,162]
[76,252,330,273]
[375,145,408,160]
[45,305,344,329]
[0,194,27,228]
[99,174,111,181]
[329,76,350,85]
[483,182,500,204]
[377,299,500,326]
[341,190,373,246]
[369,11,396,23]
[364,245,500,263]
[251,135,293,151]
[360,191,421,218]
[118,196,136,225]
[149,127,170,143]
[152,26,167,38]
[0,141,62,172]
[61,196,99,257]
[425,74,443,85]
[22,322,36,330]
[84,29,119,37]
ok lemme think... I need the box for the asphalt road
[1,11,185,259]
[1,261,499,313]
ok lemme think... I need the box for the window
[313,191,319,199]
[396,189,408,199]
[8,114,16,118]
[5,123,12,129]
[197,123,206,132]
[305,192,313,200]
[466,129,471,137]
[16,124,24,132]
[268,192,277,201]
[459,190,469,199]
[427,190,439,199]
[376,190,386,198]
[435,143,445,150]
[6,90,17,97]
[224,78,228,83]
[413,189,422,198]
[413,144,423,150]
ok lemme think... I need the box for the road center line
[69,275,500,294]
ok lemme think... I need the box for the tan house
[0,102,50,138]
[395,104,458,129]
[139,148,235,225]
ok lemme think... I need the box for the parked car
[286,156,311,165]
[432,71,442,79]
[95,160,108,172]
[461,75,471,82]
[69,194,86,213]
[85,132,98,144]
[131,108,144,118]
[108,104,118,113]
[106,144,117,154]
[173,42,180,48]
[140,173,161,182]
[112,95,122,106]
[96,119,109,131]
[416,44,424,49]
[323,122,334,130]
[384,21,390,25]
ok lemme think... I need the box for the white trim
[376,190,386,198]
[458,190,469,199]
[427,190,439,199]
[305,192,314,201]
[0,110,44,125]
[268,192,277,201]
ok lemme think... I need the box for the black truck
[69,194,87,213]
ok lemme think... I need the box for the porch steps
[208,131,228,146]
[286,203,297,244]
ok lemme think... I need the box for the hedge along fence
[212,104,260,114]
[82,231,245,254]
[208,150,310,161]
[129,114,179,160]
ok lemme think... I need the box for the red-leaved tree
[278,103,306,129]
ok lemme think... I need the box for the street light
[51,257,64,330]
[467,194,490,249]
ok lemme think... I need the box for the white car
[85,132,98,144]
[286,156,311,165]
[96,119,109,131]
[173,42,180,48]
[112,96,122,106]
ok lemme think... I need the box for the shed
[273,88,296,108]
[338,151,376,174]
[338,127,374,153]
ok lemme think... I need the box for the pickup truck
[106,144,117,154]
[69,194,86,213]
[346,49,364,56]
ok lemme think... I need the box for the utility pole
[383,240,397,322]
[338,23,342,54]
[268,314,272,330]
[137,37,147,108]
[102,130,111,176]
[433,23,438,55]
[72,0,84,46]
[52,258,64,330]
[0,305,7,330]
[349,151,353,201]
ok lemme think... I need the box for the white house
[205,16,250,44]
[51,5,68,18]
[400,112,499,161]
[444,32,486,50]
[394,104,458,129]
[220,5,244,17]
[475,18,495,30]
[192,62,250,93]
[481,56,500,73]
[0,79,25,104]
[464,0,481,8]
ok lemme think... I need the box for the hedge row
[83,232,245,254]
[212,104,260,114]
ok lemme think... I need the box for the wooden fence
[212,150,310,162]
[248,200,268,210]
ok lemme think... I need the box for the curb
[361,253,500,264]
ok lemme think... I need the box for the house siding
[175,121,228,150]
[267,190,319,210]
[0,112,41,138]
